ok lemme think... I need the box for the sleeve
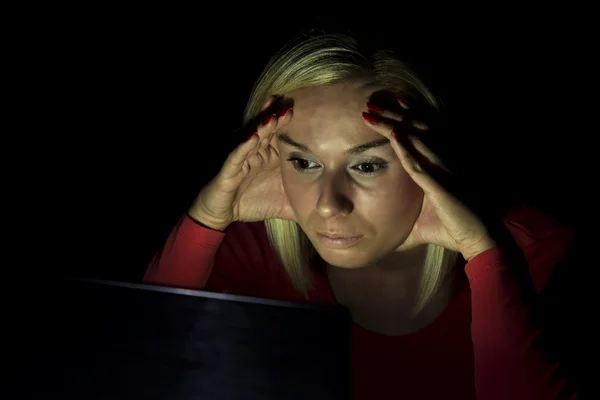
[465,233,579,400]
[143,214,285,296]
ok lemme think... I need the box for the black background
[6,12,594,397]
[20,14,592,284]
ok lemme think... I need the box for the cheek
[359,174,423,226]
[281,171,314,214]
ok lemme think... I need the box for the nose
[315,172,354,219]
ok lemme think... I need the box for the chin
[313,247,374,269]
[304,231,373,269]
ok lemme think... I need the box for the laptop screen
[16,278,352,399]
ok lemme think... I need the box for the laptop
[13,278,352,399]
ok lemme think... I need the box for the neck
[324,245,465,335]
[374,244,429,271]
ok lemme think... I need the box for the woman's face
[276,82,424,269]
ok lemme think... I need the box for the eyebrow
[277,133,391,155]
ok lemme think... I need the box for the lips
[316,232,364,249]
[318,232,361,239]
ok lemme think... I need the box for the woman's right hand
[188,105,295,231]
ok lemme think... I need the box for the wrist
[187,207,229,232]
[463,238,497,262]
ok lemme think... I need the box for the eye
[287,157,320,172]
[287,157,388,176]
[352,162,387,176]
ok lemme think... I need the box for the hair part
[243,32,458,314]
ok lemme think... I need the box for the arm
[466,229,579,400]
[143,214,285,297]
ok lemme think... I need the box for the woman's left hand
[362,97,497,262]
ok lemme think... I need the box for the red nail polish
[245,132,257,141]
[262,115,273,125]
[276,108,292,117]
[366,103,385,113]
[362,112,380,124]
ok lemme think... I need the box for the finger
[248,114,275,161]
[275,107,293,125]
[410,135,450,173]
[366,103,405,122]
[220,133,260,179]
[396,96,409,109]
[361,111,401,139]
[389,133,446,196]
[365,103,429,131]
[256,113,276,140]
[254,108,293,146]
[362,113,448,192]
[268,108,293,152]
[256,108,293,160]
[396,96,433,131]
[256,108,293,139]
[361,112,421,171]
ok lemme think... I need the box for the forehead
[282,83,382,149]
[288,82,373,110]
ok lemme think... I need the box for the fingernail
[262,115,274,125]
[362,112,380,124]
[246,132,257,141]
[391,128,398,140]
[276,108,292,117]
[366,103,385,113]
[397,96,408,108]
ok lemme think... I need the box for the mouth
[316,233,364,249]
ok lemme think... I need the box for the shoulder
[221,221,284,272]
[224,220,270,240]
[222,220,273,256]
[502,203,576,291]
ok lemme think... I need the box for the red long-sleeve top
[144,204,578,399]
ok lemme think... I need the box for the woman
[144,33,578,399]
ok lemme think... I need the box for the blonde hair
[242,32,459,314]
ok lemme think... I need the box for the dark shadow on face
[270,95,295,115]
[367,89,517,240]
[367,88,459,189]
